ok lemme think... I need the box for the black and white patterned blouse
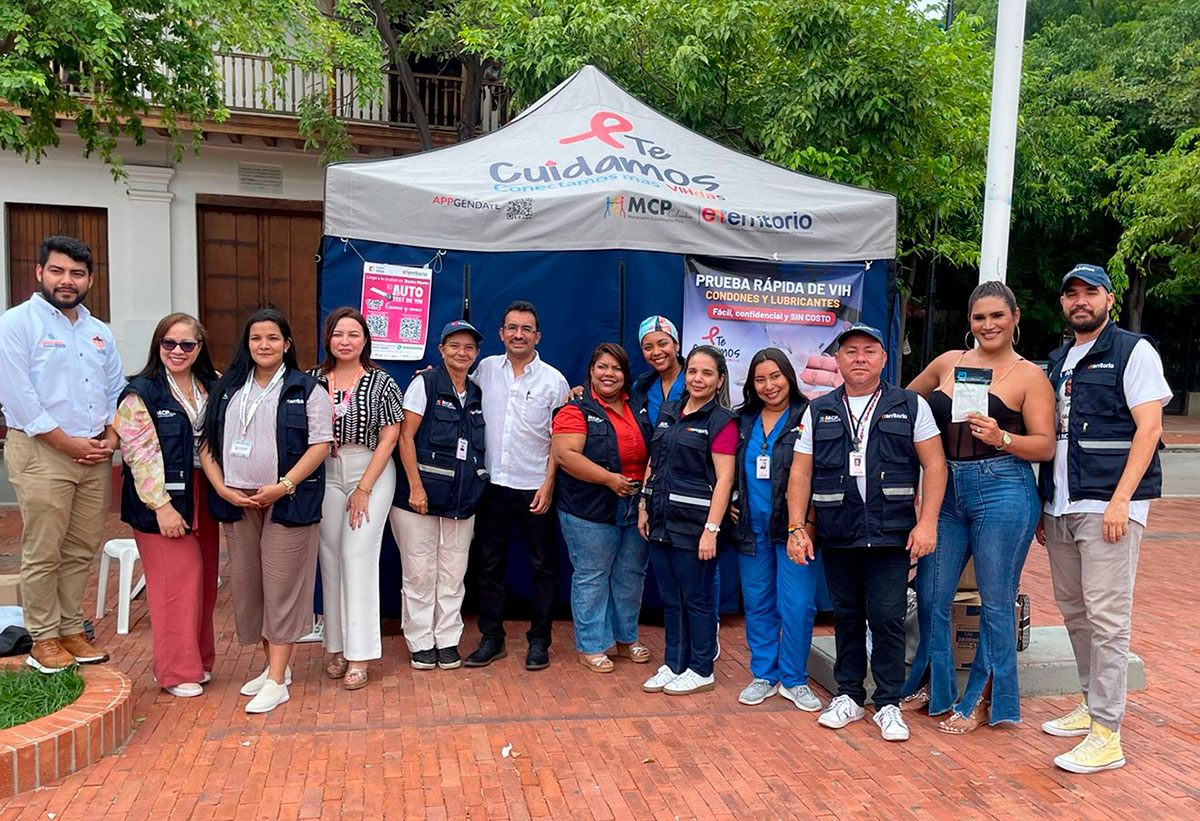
[309,367,404,451]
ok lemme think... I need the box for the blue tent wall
[318,236,897,617]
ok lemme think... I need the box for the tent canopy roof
[324,66,897,262]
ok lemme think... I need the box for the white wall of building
[0,134,328,361]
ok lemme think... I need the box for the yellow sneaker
[1042,701,1091,737]
[1053,723,1126,774]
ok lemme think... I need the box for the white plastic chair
[95,539,146,635]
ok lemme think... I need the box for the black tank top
[928,391,1027,461]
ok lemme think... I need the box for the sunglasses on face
[160,339,199,353]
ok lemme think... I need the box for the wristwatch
[996,432,1012,451]
[703,522,720,534]
[279,476,297,495]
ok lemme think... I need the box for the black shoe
[437,647,462,670]
[525,642,550,671]
[411,648,437,670]
[464,638,507,668]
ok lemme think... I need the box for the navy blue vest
[119,373,210,534]
[393,368,488,519]
[628,360,684,447]
[555,391,625,523]
[1039,322,1163,504]
[645,397,738,549]
[808,383,921,549]
[731,402,807,554]
[208,369,326,527]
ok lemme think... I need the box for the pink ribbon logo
[560,112,635,148]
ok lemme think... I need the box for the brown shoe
[26,638,78,673]
[60,632,110,664]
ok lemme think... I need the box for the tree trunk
[457,57,486,143]
[368,0,433,151]
[1120,268,1147,333]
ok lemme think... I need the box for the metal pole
[978,0,1027,284]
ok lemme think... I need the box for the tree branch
[367,0,433,150]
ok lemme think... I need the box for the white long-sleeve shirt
[0,293,124,437]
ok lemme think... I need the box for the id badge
[848,451,866,477]
[755,455,771,480]
[231,439,253,458]
[456,437,468,461]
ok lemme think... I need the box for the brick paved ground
[1,496,1198,818]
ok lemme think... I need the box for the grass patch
[0,667,86,730]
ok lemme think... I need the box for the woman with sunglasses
[116,314,219,697]
[308,308,404,691]
[200,308,333,714]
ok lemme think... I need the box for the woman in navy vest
[638,345,738,696]
[729,349,823,712]
[200,308,333,714]
[552,343,650,673]
[390,320,488,672]
[309,308,404,691]
[900,282,1055,732]
[115,313,218,698]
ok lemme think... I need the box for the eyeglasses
[160,339,199,353]
[502,324,537,335]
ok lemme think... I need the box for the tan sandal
[615,642,651,664]
[900,684,930,713]
[325,654,348,679]
[344,667,368,690]
[937,705,986,735]
[578,652,615,673]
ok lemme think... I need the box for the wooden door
[6,204,110,320]
[197,199,322,370]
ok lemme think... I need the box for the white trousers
[389,507,474,652]
[319,445,395,661]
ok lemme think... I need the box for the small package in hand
[951,367,992,422]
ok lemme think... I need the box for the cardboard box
[0,573,21,606]
[958,558,977,591]
[951,592,1029,670]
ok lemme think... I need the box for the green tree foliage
[0,0,383,170]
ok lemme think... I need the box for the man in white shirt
[1036,264,1171,774]
[464,301,570,671]
[0,236,125,673]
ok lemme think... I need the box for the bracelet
[279,476,296,495]
[787,523,804,534]
[354,484,372,495]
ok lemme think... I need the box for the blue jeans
[738,541,819,687]
[903,455,1038,724]
[559,496,649,654]
[649,540,718,677]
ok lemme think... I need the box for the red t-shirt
[711,419,738,455]
[552,389,649,479]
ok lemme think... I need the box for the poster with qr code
[360,262,433,360]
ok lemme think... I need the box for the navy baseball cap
[836,323,885,347]
[439,319,483,344]
[1061,263,1112,293]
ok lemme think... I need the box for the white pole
[978,0,1027,284]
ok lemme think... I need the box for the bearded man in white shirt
[0,236,125,673]
[463,301,570,671]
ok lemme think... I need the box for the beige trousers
[4,430,112,640]
[389,508,474,652]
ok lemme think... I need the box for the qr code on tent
[398,317,422,341]
[366,313,388,338]
[506,198,534,220]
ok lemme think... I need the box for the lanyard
[842,386,883,451]
[238,365,286,437]
[326,368,363,457]
[166,371,205,424]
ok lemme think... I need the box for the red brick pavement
[0,500,1198,819]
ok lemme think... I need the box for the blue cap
[1061,264,1112,292]
[836,323,885,347]
[439,319,483,344]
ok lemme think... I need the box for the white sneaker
[664,668,716,696]
[643,665,680,693]
[874,704,910,741]
[165,682,203,698]
[200,671,212,685]
[779,684,823,712]
[818,694,866,729]
[240,665,292,696]
[737,678,779,705]
[245,679,290,714]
